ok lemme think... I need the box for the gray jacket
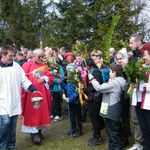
[91,77,126,122]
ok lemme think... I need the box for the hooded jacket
[91,76,126,122]
[117,48,128,62]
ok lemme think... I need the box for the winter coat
[91,77,126,122]
[50,64,65,92]
[129,49,141,62]
[83,67,103,102]
[60,82,80,104]
[132,68,150,110]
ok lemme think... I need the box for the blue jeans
[0,115,18,149]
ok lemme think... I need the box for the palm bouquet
[124,58,149,94]
[66,67,83,87]
[66,67,88,105]
[43,57,61,78]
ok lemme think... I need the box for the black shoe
[38,130,44,140]
[123,138,129,147]
[31,133,42,144]
[87,137,95,143]
[73,130,83,138]
[87,137,103,146]
[67,129,76,135]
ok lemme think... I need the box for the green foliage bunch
[49,63,60,72]
[66,67,83,87]
[100,14,120,64]
[124,59,150,83]
[72,40,89,58]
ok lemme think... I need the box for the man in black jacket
[127,33,144,150]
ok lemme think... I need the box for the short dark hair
[130,33,143,43]
[60,47,68,53]
[1,45,14,55]
[109,64,123,76]
[16,51,24,57]
[50,46,60,53]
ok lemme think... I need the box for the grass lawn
[16,102,134,150]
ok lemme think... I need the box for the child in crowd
[73,52,87,122]
[89,64,126,149]
[73,52,87,81]
[60,63,83,138]
[45,49,65,122]
[116,48,131,147]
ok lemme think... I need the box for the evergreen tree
[46,0,145,52]
[0,0,50,49]
[0,0,147,51]
[0,0,23,50]
[21,0,49,49]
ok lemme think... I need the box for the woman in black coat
[83,58,104,146]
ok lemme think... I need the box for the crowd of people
[0,33,150,150]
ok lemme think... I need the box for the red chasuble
[21,60,54,127]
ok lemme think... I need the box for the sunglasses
[91,54,99,57]
[37,56,43,59]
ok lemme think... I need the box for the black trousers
[81,104,88,122]
[88,101,104,139]
[121,97,131,138]
[53,91,62,117]
[136,103,150,149]
[69,103,82,130]
[105,118,124,150]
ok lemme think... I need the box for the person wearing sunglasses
[91,50,103,69]
[21,48,54,144]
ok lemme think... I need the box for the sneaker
[50,115,54,120]
[73,130,83,138]
[126,144,143,150]
[87,137,95,143]
[53,116,62,122]
[87,137,103,146]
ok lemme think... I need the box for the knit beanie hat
[66,63,75,71]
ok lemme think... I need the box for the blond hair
[91,50,102,57]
